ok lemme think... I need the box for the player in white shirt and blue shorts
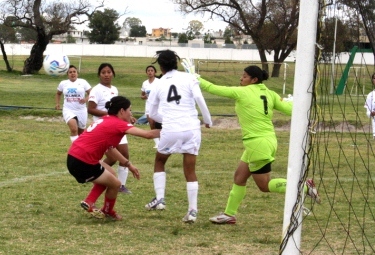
[145,50,212,223]
[55,65,92,143]
[88,63,132,194]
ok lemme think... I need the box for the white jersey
[88,83,118,121]
[57,78,91,111]
[141,78,160,114]
[365,90,375,136]
[365,90,375,114]
[148,70,212,132]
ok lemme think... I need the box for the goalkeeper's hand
[181,58,200,79]
[283,94,293,102]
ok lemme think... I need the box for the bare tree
[173,0,300,77]
[342,0,375,63]
[0,19,17,71]
[0,0,104,74]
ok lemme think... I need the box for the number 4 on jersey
[167,85,181,104]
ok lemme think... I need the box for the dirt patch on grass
[18,115,371,133]
[211,117,291,131]
[20,116,63,122]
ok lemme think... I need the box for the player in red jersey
[67,96,160,220]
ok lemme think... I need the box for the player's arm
[87,101,107,117]
[273,93,293,116]
[199,77,240,100]
[141,90,147,100]
[192,82,212,127]
[55,90,62,110]
[126,126,160,139]
[148,104,163,123]
[105,147,140,180]
[195,96,212,128]
[80,88,91,105]
[147,89,163,123]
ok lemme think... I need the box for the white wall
[4,43,374,65]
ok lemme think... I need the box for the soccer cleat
[80,200,105,219]
[105,210,123,221]
[182,209,197,223]
[145,197,166,210]
[118,185,132,194]
[209,212,237,224]
[306,179,321,204]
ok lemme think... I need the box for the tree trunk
[271,46,296,77]
[271,62,282,77]
[258,49,269,74]
[0,41,13,72]
[23,30,48,74]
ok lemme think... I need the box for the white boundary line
[0,171,68,188]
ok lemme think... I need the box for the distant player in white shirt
[88,63,132,194]
[145,50,212,223]
[141,65,162,148]
[55,65,92,142]
[364,73,375,138]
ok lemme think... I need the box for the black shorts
[154,121,162,129]
[67,154,104,183]
[251,162,272,174]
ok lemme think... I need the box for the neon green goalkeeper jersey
[199,78,292,140]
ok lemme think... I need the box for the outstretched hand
[181,58,200,79]
[128,164,140,180]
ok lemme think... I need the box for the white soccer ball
[43,53,70,76]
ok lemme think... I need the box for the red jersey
[68,115,134,164]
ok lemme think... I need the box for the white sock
[70,135,78,142]
[118,166,129,186]
[153,172,166,200]
[153,138,159,146]
[187,181,198,212]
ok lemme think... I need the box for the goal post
[279,0,319,254]
[67,55,82,73]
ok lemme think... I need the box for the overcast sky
[88,0,227,33]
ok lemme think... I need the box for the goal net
[279,1,375,254]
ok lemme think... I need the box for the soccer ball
[43,54,70,76]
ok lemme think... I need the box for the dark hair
[67,65,78,74]
[152,50,180,73]
[105,96,131,115]
[98,63,116,77]
[372,73,375,79]
[244,66,269,83]
[145,65,157,73]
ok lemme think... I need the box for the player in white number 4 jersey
[145,50,212,223]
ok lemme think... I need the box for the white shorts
[158,129,201,155]
[62,108,88,129]
[119,135,128,145]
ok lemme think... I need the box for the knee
[69,126,78,136]
[113,179,121,189]
[233,175,248,186]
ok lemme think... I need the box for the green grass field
[1,56,374,254]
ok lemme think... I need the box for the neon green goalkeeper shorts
[240,135,277,172]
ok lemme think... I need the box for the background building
[151,28,172,38]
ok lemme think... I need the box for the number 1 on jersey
[260,95,268,115]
